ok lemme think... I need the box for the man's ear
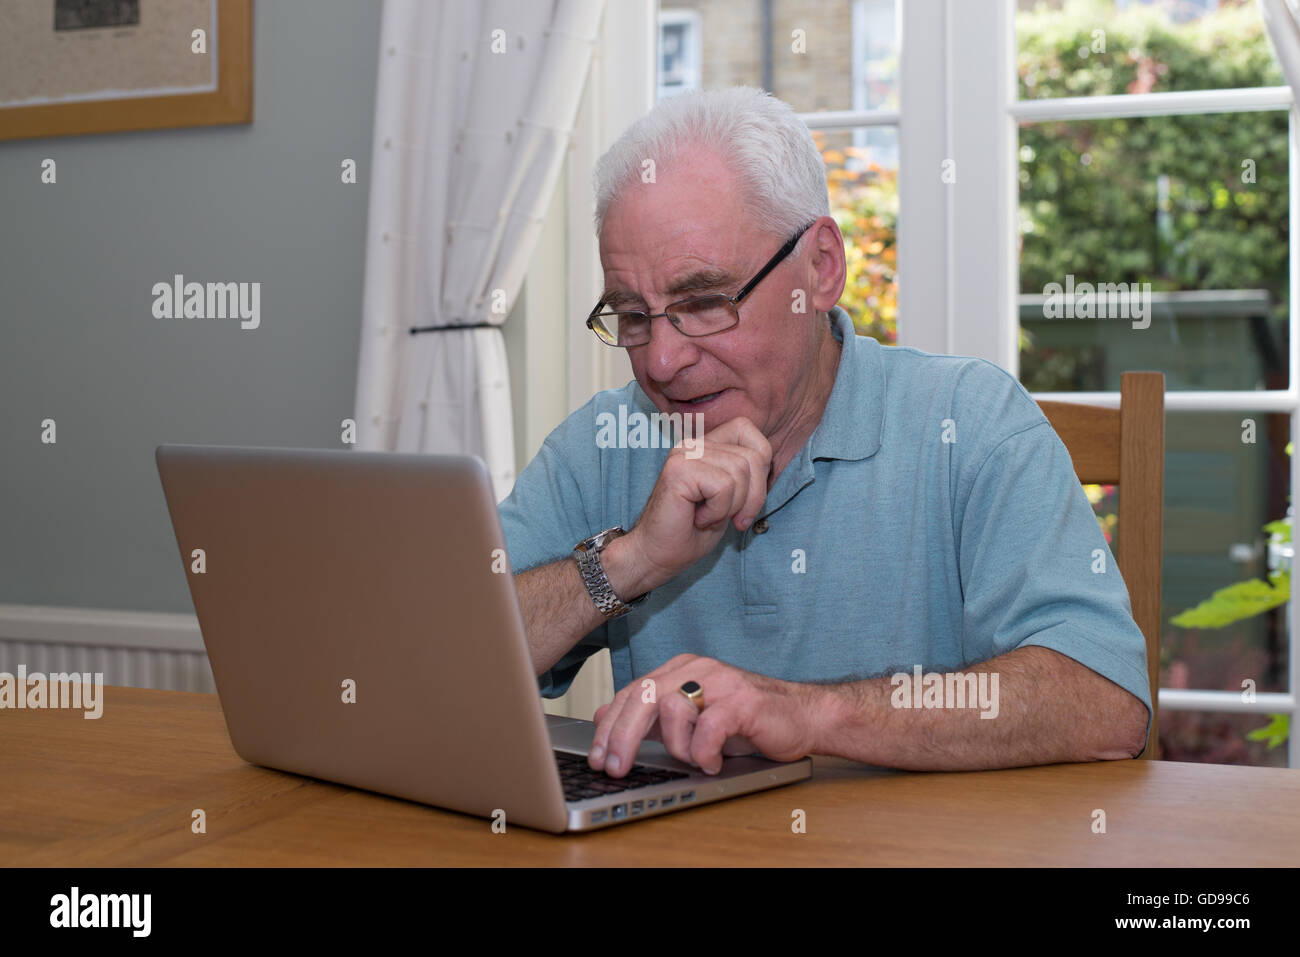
[805,217,847,316]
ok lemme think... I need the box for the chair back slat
[1037,371,1165,759]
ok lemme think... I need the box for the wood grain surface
[2,686,1295,866]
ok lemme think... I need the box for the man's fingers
[713,450,751,532]
[600,692,665,778]
[736,445,769,528]
[657,689,701,767]
[681,459,741,530]
[680,425,769,529]
[689,703,738,775]
[700,416,772,463]
[588,691,632,771]
[688,448,755,530]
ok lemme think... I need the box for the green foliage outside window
[1017,0,1287,311]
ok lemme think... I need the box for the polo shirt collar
[760,306,885,518]
[808,305,885,463]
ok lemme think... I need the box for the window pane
[1016,0,1283,101]
[1159,710,1289,766]
[1018,111,1289,392]
[1161,409,1290,687]
[658,12,701,99]
[656,0,899,113]
[813,126,898,344]
[1086,410,1291,766]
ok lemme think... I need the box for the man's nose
[642,313,698,384]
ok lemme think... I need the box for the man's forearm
[805,645,1150,770]
[515,535,657,677]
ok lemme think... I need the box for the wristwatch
[574,526,650,619]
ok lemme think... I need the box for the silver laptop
[155,444,811,833]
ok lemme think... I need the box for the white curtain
[1260,0,1300,100]
[355,0,605,501]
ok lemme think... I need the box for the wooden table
[2,686,1297,866]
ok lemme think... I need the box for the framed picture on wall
[0,0,252,142]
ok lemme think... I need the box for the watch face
[583,526,623,552]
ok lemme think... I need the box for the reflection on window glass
[1016,0,1281,100]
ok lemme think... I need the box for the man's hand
[587,653,819,777]
[512,416,772,680]
[619,416,772,594]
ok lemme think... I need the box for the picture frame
[0,0,252,142]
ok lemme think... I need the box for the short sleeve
[497,435,609,699]
[954,420,1153,750]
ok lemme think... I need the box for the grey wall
[0,0,385,613]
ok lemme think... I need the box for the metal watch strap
[574,526,649,619]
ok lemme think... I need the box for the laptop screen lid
[155,444,571,833]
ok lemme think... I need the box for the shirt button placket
[741,517,771,607]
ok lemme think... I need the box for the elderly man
[497,86,1151,779]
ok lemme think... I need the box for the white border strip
[796,108,901,130]
[1028,390,1300,411]
[0,604,202,652]
[1011,86,1293,122]
[1160,689,1295,713]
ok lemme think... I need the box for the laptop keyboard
[555,750,690,802]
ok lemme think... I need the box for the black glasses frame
[586,219,817,348]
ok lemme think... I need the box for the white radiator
[0,604,214,693]
[0,604,608,715]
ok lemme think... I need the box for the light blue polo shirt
[497,306,1153,747]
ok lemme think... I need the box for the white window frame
[941,0,1298,766]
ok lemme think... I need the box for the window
[658,9,701,100]
[850,0,899,170]
[1009,0,1295,767]
[655,0,901,344]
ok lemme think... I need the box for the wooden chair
[1037,371,1165,759]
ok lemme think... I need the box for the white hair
[592,86,829,253]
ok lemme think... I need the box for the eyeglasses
[586,220,816,348]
